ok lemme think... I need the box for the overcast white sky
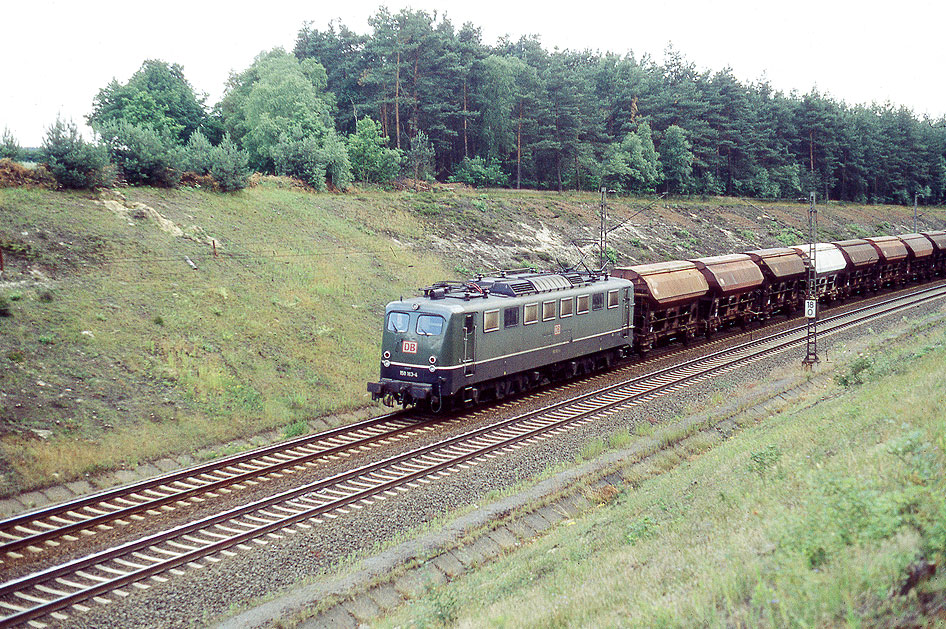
[3,0,944,147]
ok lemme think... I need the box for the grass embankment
[0,181,447,494]
[380,325,946,627]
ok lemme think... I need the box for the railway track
[0,413,441,561]
[2,281,943,628]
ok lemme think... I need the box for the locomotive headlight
[429,364,437,372]
[382,359,391,368]
[383,351,391,359]
[429,356,437,364]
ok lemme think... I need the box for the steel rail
[2,281,943,628]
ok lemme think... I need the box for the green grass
[377,324,946,628]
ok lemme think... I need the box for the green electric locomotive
[367,270,634,410]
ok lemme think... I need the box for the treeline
[8,7,945,204]
[295,8,946,204]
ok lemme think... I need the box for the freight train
[367,231,946,410]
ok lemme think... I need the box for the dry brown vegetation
[0,159,55,189]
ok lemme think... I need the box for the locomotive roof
[419,270,625,302]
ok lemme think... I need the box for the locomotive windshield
[416,314,445,336]
[387,312,411,333]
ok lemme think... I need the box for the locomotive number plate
[402,340,418,354]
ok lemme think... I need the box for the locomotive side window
[607,289,620,309]
[484,309,500,332]
[504,307,519,328]
[560,297,574,317]
[387,311,411,333]
[542,300,556,321]
[416,314,445,336]
[524,303,539,325]
[577,295,589,314]
[592,293,604,311]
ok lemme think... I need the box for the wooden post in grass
[0,247,4,274]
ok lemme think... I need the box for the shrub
[1,127,20,161]
[182,132,250,192]
[405,131,435,182]
[449,156,508,188]
[183,130,215,174]
[747,444,781,482]
[273,132,324,189]
[834,355,872,387]
[320,132,352,190]
[209,136,251,192]
[273,129,351,191]
[347,117,402,183]
[41,118,113,189]
[97,121,184,187]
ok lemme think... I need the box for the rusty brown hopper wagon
[832,239,880,296]
[865,236,909,287]
[611,261,708,353]
[688,254,765,335]
[922,231,946,275]
[898,233,936,281]
[744,248,808,319]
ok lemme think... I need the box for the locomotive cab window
[524,303,539,325]
[387,311,411,333]
[483,309,500,332]
[607,289,620,309]
[592,292,604,311]
[542,300,556,321]
[560,297,574,317]
[576,295,589,314]
[416,314,445,336]
[504,306,519,328]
